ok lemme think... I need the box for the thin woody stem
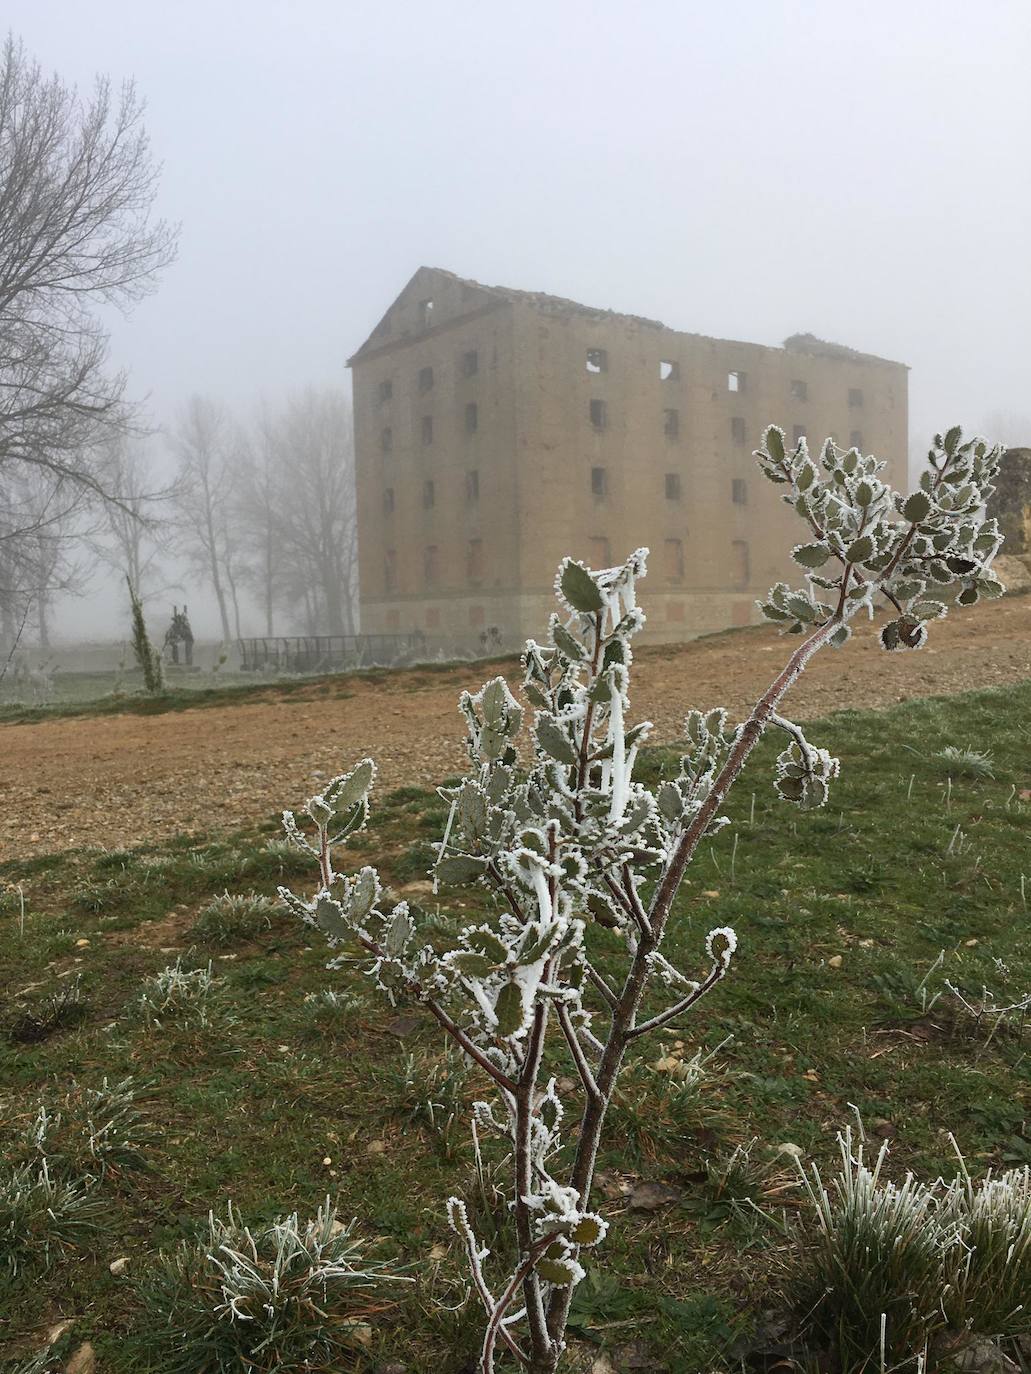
[628,960,729,1039]
[481,1228,566,1373]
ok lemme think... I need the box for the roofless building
[348,267,908,648]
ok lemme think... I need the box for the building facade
[349,268,908,649]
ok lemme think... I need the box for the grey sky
[8,0,1031,638]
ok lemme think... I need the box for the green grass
[1,681,1029,1370]
[0,650,517,726]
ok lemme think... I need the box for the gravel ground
[2,597,1028,860]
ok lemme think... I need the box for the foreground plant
[277,427,1002,1372]
[139,1199,406,1373]
[794,1128,1031,1369]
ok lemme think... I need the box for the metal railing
[237,632,427,674]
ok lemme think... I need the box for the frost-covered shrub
[794,1129,950,1369]
[0,1162,104,1287]
[941,1165,1031,1336]
[274,426,1002,1373]
[793,1131,1031,1368]
[18,1076,148,1183]
[7,976,88,1044]
[135,957,223,1026]
[931,744,995,779]
[138,1199,408,1373]
[191,890,279,947]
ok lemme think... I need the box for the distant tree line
[0,34,357,656]
[168,389,359,643]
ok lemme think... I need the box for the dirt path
[2,599,1028,859]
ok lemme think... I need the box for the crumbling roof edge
[349,267,909,370]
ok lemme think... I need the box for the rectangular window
[425,607,440,629]
[381,426,392,453]
[421,415,433,445]
[462,349,479,377]
[585,348,608,374]
[384,548,397,593]
[663,408,680,440]
[418,365,434,393]
[664,472,681,501]
[386,608,400,630]
[589,398,607,430]
[419,298,434,328]
[663,537,684,582]
[790,379,808,401]
[659,359,679,381]
[467,538,484,584]
[732,539,750,585]
[465,401,478,434]
[849,387,864,408]
[422,479,435,509]
[730,416,746,445]
[383,486,395,515]
[591,466,607,498]
[850,429,863,451]
[469,604,485,628]
[589,536,610,567]
[793,424,807,443]
[732,477,747,505]
[728,370,746,393]
[424,545,439,587]
[378,379,393,403]
[466,469,480,503]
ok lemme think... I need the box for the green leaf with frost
[435,855,488,884]
[552,623,585,660]
[784,594,816,622]
[903,491,932,523]
[560,560,604,613]
[537,719,577,766]
[467,928,508,963]
[656,782,683,823]
[385,907,413,956]
[494,982,524,1037]
[325,761,374,813]
[758,601,790,622]
[570,1215,605,1246]
[450,952,494,979]
[765,426,785,463]
[911,600,946,622]
[792,542,832,569]
[349,867,379,920]
[314,895,349,939]
[538,1257,579,1285]
[846,535,874,564]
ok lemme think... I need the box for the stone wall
[351,268,910,648]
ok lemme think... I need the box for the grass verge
[1,681,1029,1369]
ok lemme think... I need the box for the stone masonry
[348,267,909,649]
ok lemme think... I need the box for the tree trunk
[36,588,49,647]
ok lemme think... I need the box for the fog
[6,0,1031,642]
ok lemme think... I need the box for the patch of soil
[2,599,1028,859]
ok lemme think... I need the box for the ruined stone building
[349,268,909,648]
[988,447,1031,592]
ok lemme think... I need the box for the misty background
[6,0,1030,643]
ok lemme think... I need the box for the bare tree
[89,436,174,599]
[271,390,358,636]
[170,396,244,644]
[0,35,177,507]
[0,467,90,649]
[233,409,282,637]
